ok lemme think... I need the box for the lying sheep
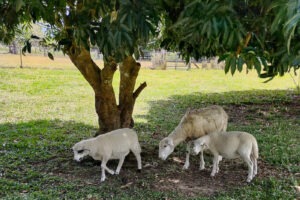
[159,105,228,170]
[191,131,259,182]
[72,128,142,182]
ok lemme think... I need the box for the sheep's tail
[251,139,259,160]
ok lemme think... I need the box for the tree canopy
[1,0,299,79]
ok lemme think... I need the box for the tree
[1,0,299,133]
[0,0,161,134]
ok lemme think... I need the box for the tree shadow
[135,89,299,135]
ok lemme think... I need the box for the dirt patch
[122,149,291,197]
[49,149,292,198]
[225,94,300,126]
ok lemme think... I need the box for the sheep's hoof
[137,169,142,173]
[199,166,205,170]
[183,164,189,170]
[100,178,106,182]
[115,171,120,175]
[210,173,215,177]
[247,177,252,183]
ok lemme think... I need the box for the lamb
[72,128,142,182]
[158,105,228,170]
[191,131,259,182]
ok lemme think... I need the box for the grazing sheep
[191,131,259,182]
[72,128,142,182]
[158,105,228,170]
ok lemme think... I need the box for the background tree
[0,0,299,133]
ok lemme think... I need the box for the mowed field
[0,53,299,199]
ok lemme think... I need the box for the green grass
[0,66,299,199]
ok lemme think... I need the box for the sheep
[191,131,259,182]
[72,128,142,182]
[158,105,228,170]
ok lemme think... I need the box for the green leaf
[261,57,268,69]
[123,32,132,45]
[31,35,40,39]
[22,46,27,55]
[284,13,300,34]
[237,56,244,72]
[48,52,54,60]
[230,56,236,75]
[134,49,140,60]
[26,41,31,53]
[224,56,232,74]
[254,57,262,75]
[120,24,131,32]
[218,52,230,62]
[212,17,218,36]
[227,31,234,47]
[15,0,24,12]
[263,76,275,83]
[248,50,256,55]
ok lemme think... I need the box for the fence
[0,43,225,70]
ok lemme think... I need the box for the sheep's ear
[201,142,208,149]
[167,139,174,146]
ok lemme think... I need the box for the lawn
[0,54,299,199]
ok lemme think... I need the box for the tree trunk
[66,45,146,134]
[119,56,146,128]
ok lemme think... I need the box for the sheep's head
[72,141,90,162]
[191,139,206,155]
[159,137,174,160]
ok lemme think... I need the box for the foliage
[0,0,162,62]
[160,0,300,80]
[1,0,300,79]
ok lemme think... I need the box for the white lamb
[72,128,142,182]
[191,131,259,182]
[158,105,228,170]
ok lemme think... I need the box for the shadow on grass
[0,119,98,164]
[135,89,299,134]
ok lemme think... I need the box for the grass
[0,54,299,199]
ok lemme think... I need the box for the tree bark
[66,45,146,134]
[119,56,146,128]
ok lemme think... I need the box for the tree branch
[236,32,252,55]
[133,82,147,99]
[67,45,102,92]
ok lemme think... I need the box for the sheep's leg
[101,160,115,176]
[199,150,205,170]
[100,159,114,182]
[132,150,142,171]
[101,167,106,182]
[253,158,257,177]
[243,156,253,182]
[115,155,126,175]
[218,155,223,162]
[183,141,191,170]
[211,155,219,177]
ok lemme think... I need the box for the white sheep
[191,131,259,182]
[158,105,228,170]
[72,128,142,182]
